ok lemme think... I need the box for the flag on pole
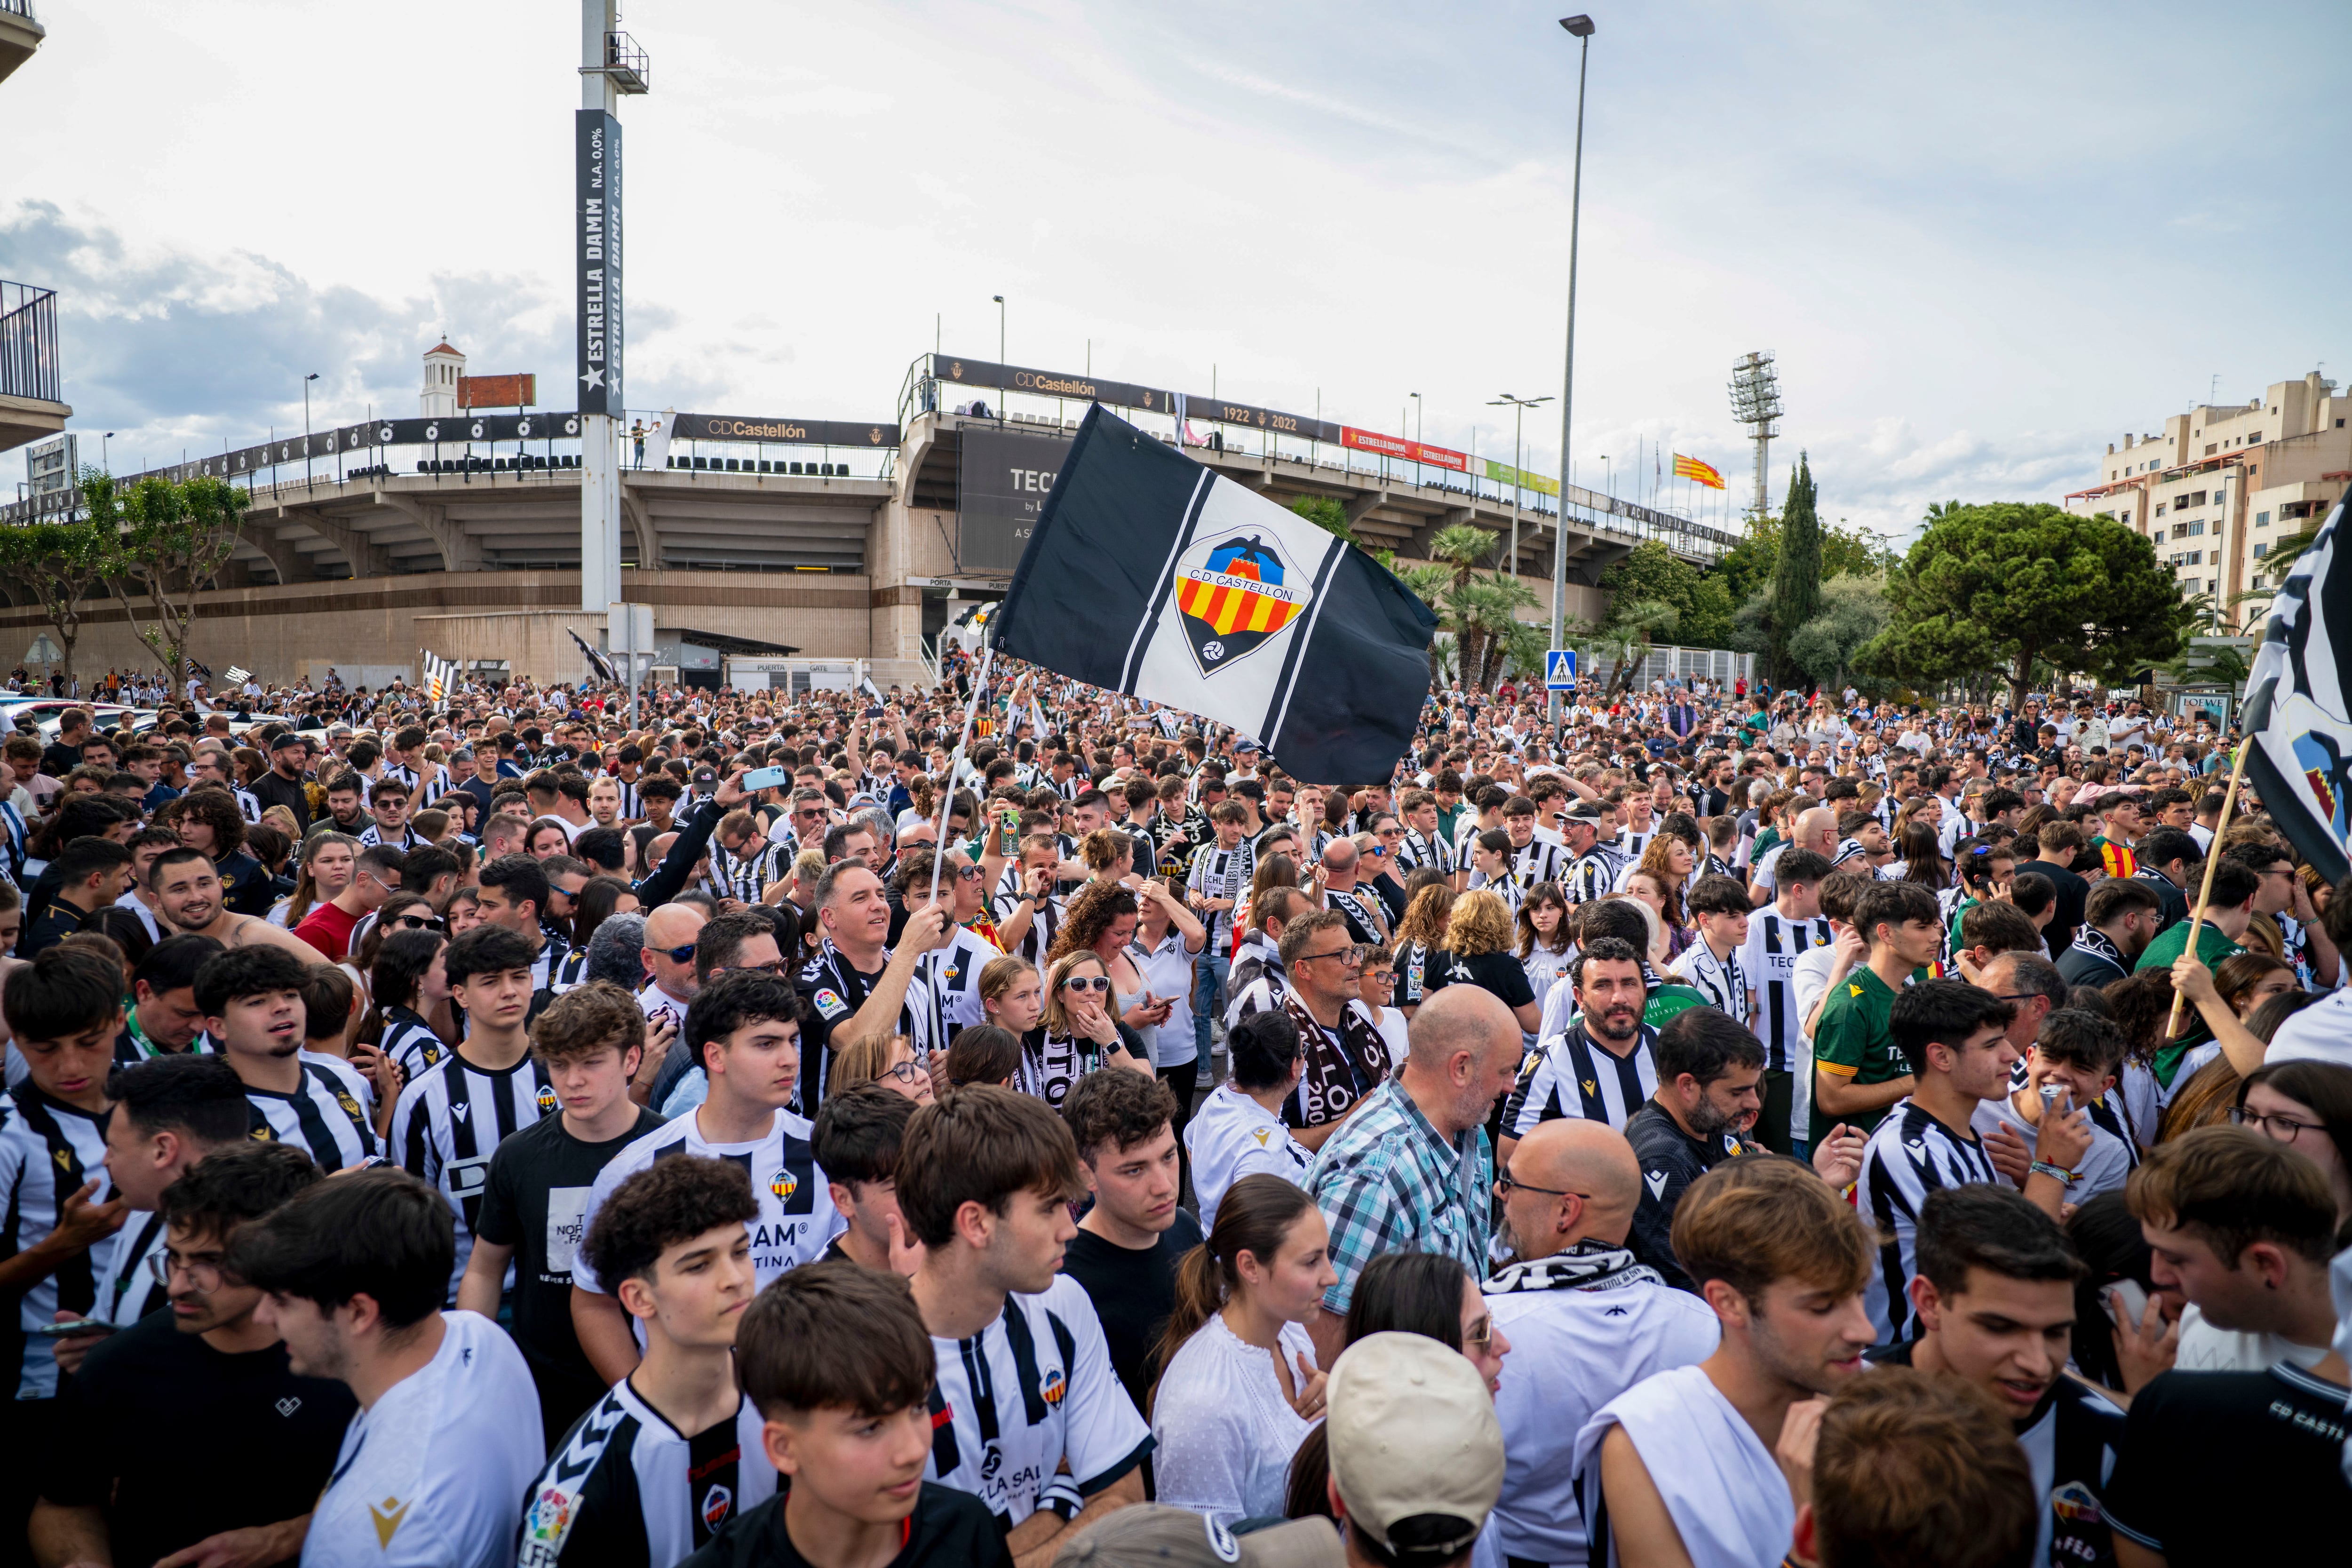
[2238,489,2352,883]
[1672,453,1725,490]
[567,628,619,685]
[990,405,1437,784]
[419,648,457,703]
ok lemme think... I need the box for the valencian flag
[991,406,1438,784]
[1672,453,1725,489]
[2239,488,2352,883]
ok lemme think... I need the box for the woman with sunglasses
[1052,881,1172,1053]
[1016,949,1152,1108]
[368,926,457,1078]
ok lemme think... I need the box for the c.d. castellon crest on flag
[1174,533,1308,677]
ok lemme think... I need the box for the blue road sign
[1545,650,1578,690]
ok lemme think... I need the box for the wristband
[2029,1160,2076,1183]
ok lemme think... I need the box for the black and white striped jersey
[517,1378,778,1568]
[800,939,938,1109]
[391,1050,557,1300]
[917,925,1002,1043]
[1739,912,1835,1075]
[0,1085,110,1397]
[357,823,423,852]
[926,1275,1153,1529]
[1667,940,1750,1026]
[551,946,593,995]
[531,927,575,994]
[1856,1098,2001,1344]
[571,1109,844,1301]
[90,1208,170,1330]
[246,1055,380,1173]
[1561,850,1613,906]
[380,1006,453,1080]
[989,873,1065,970]
[1396,826,1455,876]
[1509,839,1569,894]
[1185,843,1256,948]
[1327,885,1387,946]
[1501,1021,1661,1136]
[1619,828,1657,865]
[706,839,789,904]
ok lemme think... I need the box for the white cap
[1326,1332,1503,1560]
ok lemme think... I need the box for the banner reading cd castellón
[989,406,1438,784]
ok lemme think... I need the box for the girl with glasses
[830,1031,936,1106]
[2231,1060,2352,1226]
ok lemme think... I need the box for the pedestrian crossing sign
[1545,650,1577,690]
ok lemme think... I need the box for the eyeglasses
[149,1249,223,1293]
[2231,1106,2319,1142]
[1061,975,1112,993]
[660,942,698,963]
[1299,945,1370,967]
[1462,1313,1497,1351]
[1494,1168,1592,1201]
[389,915,445,932]
[879,1061,927,1086]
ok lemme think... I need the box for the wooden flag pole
[2163,736,2253,1040]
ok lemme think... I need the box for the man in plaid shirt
[1303,984,1523,1365]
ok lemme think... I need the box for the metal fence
[1586,645,1756,692]
[0,281,62,405]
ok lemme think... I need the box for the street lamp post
[302,373,319,488]
[1489,393,1552,577]
[1549,14,1595,724]
[1410,391,1422,486]
[993,295,1005,367]
[102,431,113,478]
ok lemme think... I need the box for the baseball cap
[1326,1333,1502,1563]
[1563,799,1606,822]
[1052,1506,1339,1568]
[269,730,309,753]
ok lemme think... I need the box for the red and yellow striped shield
[1174,533,1308,676]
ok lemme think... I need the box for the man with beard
[1484,1119,1720,1568]
[147,847,321,963]
[1498,939,1656,1171]
[1622,1008,1867,1293]
[1572,1157,1878,1566]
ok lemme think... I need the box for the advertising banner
[957,426,1073,573]
[575,109,623,415]
[1481,457,1560,497]
[1340,426,1470,473]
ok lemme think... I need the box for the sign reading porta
[575,109,623,415]
[957,427,1072,573]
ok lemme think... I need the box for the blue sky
[5,0,2348,543]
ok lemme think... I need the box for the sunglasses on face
[660,942,698,963]
[1062,975,1112,993]
[389,915,445,932]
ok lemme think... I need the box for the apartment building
[2065,370,2351,630]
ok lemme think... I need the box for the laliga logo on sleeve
[1175,533,1308,678]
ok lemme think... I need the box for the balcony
[0,0,43,87]
[0,279,71,454]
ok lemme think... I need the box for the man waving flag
[990,405,1437,784]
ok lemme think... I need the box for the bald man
[1750,804,1839,909]
[1485,1117,1722,1567]
[1306,983,1522,1365]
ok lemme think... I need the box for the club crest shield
[1174,533,1308,677]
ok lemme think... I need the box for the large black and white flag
[990,406,1437,784]
[2240,489,2352,883]
[420,649,456,703]
[567,628,619,685]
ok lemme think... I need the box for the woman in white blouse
[1148,1174,1336,1528]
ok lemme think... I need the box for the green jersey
[2135,919,2245,1085]
[1811,964,1904,1144]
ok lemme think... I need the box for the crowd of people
[0,651,2346,1568]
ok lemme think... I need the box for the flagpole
[926,642,996,910]
[2162,737,2251,1040]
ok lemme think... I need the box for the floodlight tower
[1728,350,1782,524]
[577,2,649,613]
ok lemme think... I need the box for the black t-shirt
[1058,1209,1206,1414]
[1427,947,1536,1011]
[2031,860,2091,953]
[2104,1361,2352,1563]
[43,1310,357,1568]
[250,770,312,836]
[679,1482,1010,1568]
[1624,1102,1766,1292]
[474,1106,667,1431]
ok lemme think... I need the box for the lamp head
[1562,15,1595,37]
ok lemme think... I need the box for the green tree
[1856,502,2193,708]
[1716,516,1780,609]
[1764,454,1822,687]
[1786,574,1892,693]
[0,520,112,694]
[84,472,252,695]
[1596,541,1734,650]
[1289,494,1355,545]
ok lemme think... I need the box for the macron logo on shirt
[1645,1170,1669,1200]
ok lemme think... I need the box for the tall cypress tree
[1767,453,1822,690]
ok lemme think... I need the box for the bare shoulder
[230,916,325,961]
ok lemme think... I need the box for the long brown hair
[1150,1174,1316,1413]
[1395,882,1457,947]
[1046,882,1138,966]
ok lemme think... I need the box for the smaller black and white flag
[2240,489,2352,882]
[568,628,619,684]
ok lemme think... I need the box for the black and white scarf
[1486,1238,1661,1294]
[2068,925,2127,975]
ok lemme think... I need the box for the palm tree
[1422,524,1500,688]
[1589,598,1680,696]
[1395,562,1455,690]
[1923,498,1964,524]
[1465,571,1541,691]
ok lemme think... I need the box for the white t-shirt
[2266,988,2352,1069]
[2172,1303,2332,1374]
[1184,1082,1312,1235]
[1968,1092,2133,1204]
[1150,1316,1319,1528]
[1571,1363,1791,1568]
[305,1311,542,1568]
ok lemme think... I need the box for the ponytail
[1148,1174,1316,1412]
